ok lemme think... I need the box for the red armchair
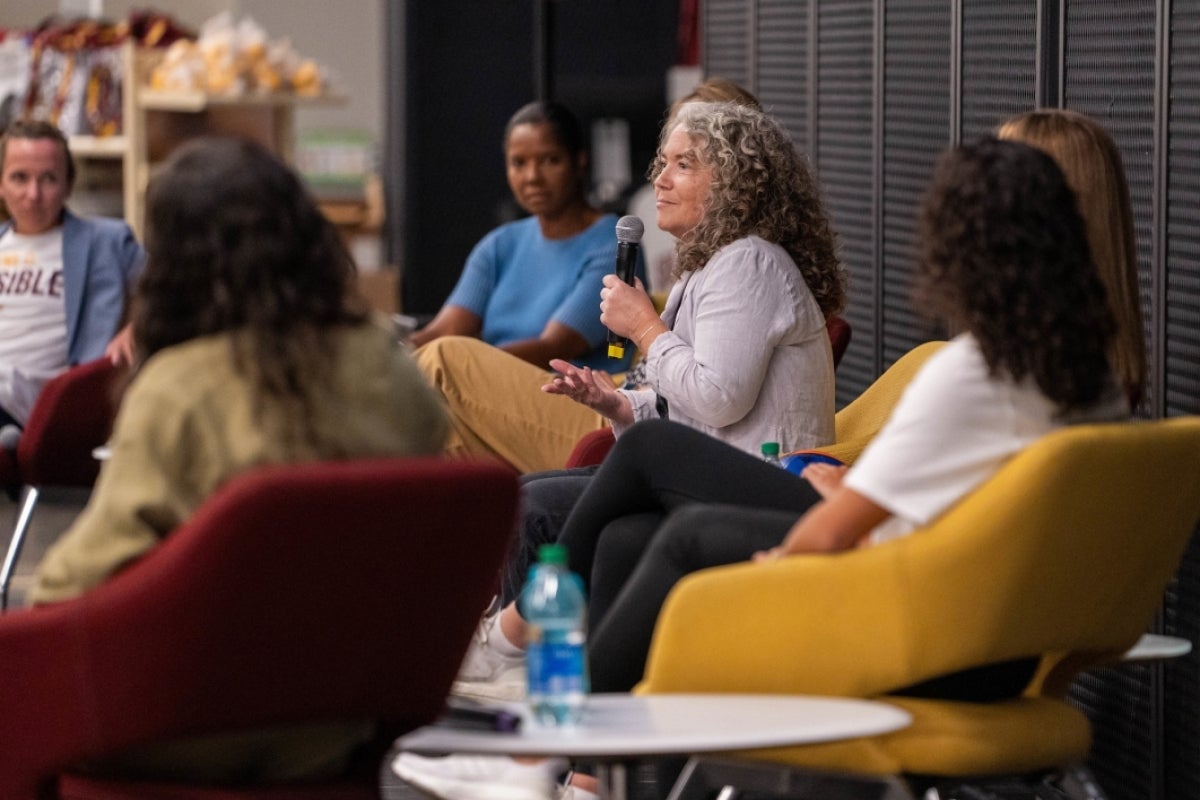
[824,314,852,365]
[0,457,518,800]
[0,357,124,609]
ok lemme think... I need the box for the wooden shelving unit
[69,41,345,240]
[67,135,127,159]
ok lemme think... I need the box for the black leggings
[555,420,822,691]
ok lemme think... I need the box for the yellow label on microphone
[608,343,625,359]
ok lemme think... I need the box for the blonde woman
[998,109,1146,409]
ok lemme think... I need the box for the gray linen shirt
[615,236,835,455]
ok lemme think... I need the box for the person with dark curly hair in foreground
[394,136,1128,800]
[30,137,448,784]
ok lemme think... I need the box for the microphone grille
[616,215,645,244]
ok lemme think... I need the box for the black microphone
[607,215,645,359]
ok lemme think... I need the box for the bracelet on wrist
[636,322,659,348]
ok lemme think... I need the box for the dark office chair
[0,457,519,800]
[0,357,124,610]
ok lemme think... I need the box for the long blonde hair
[997,109,1146,409]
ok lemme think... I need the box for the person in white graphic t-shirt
[0,119,144,429]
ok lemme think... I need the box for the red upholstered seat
[13,357,123,489]
[825,313,852,366]
[0,358,124,609]
[0,457,518,800]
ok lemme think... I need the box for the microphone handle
[607,242,640,359]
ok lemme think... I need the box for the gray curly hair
[651,102,845,318]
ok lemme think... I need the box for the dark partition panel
[815,0,878,406]
[879,1,950,365]
[703,0,754,89]
[755,0,810,150]
[396,1,678,316]
[1160,7,1200,800]
[1059,6,1163,800]
[1063,1,1159,417]
[700,2,1200,799]
[1165,3,1200,419]
[959,0,1037,139]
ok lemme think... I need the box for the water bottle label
[527,638,588,696]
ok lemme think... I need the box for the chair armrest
[565,428,615,468]
[639,546,918,698]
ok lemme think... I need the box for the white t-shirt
[846,333,1127,545]
[0,227,69,424]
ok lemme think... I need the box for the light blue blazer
[0,209,145,364]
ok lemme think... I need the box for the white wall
[0,0,383,145]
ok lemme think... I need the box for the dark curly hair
[134,136,367,442]
[650,102,845,318]
[914,136,1116,411]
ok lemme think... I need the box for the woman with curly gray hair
[666,101,843,312]
[546,100,845,459]
[395,102,847,800]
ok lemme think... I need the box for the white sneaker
[450,678,527,703]
[391,753,566,800]
[457,613,526,683]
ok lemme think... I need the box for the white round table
[387,693,911,800]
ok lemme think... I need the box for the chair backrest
[900,416,1200,691]
[564,427,618,469]
[15,357,124,488]
[825,315,852,367]
[819,340,945,464]
[0,457,518,799]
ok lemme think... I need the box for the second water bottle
[520,542,589,726]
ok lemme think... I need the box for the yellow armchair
[815,340,946,465]
[639,416,1200,783]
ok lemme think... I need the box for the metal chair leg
[666,756,915,800]
[0,485,41,611]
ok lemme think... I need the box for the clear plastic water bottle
[520,543,589,726]
[761,441,782,466]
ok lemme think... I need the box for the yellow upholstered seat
[814,340,946,465]
[638,416,1200,782]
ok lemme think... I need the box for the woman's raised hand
[542,359,634,425]
[600,275,661,349]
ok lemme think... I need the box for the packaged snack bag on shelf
[0,33,31,132]
[148,11,328,97]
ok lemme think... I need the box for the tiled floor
[0,487,89,609]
